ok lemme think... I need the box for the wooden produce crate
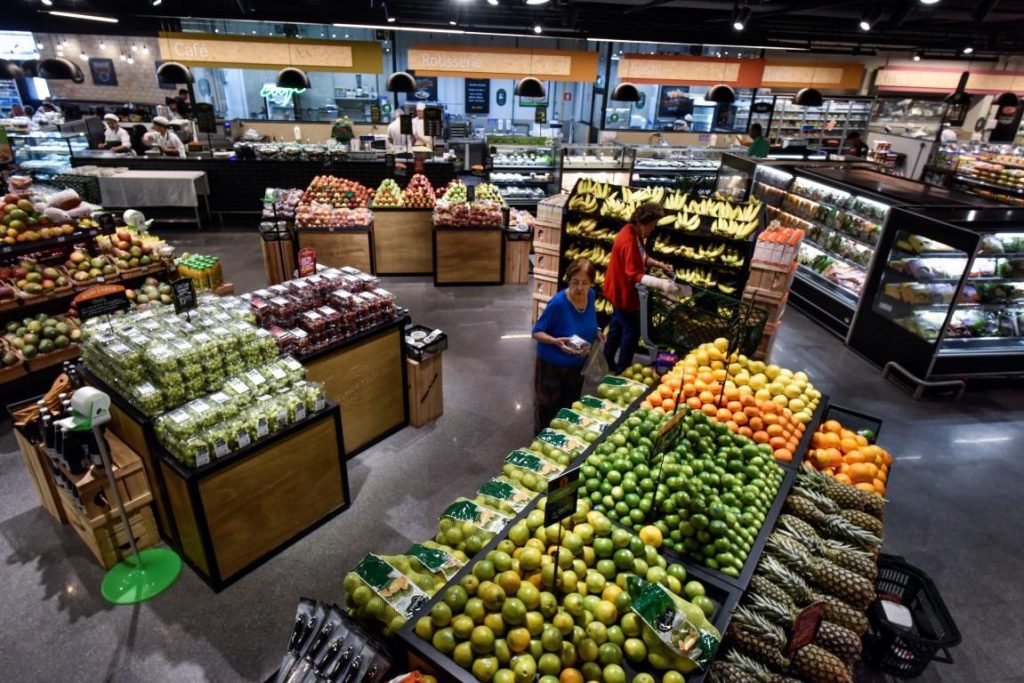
[52,430,151,521]
[536,194,567,225]
[504,236,531,284]
[261,233,296,285]
[753,320,781,361]
[531,293,551,325]
[533,220,561,250]
[532,273,559,300]
[12,427,65,523]
[61,489,159,569]
[433,226,503,286]
[533,242,560,280]
[407,353,444,427]
[297,227,374,275]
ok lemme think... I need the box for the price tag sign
[535,107,548,124]
[424,106,444,138]
[298,247,317,276]
[544,466,581,526]
[370,104,382,124]
[75,285,130,322]
[787,602,826,653]
[171,277,197,315]
[652,409,686,457]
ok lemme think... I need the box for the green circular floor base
[101,548,182,604]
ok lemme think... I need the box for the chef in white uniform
[411,102,434,148]
[149,116,187,158]
[387,106,411,150]
[101,113,133,154]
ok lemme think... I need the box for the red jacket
[603,223,646,312]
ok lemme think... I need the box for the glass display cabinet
[849,206,1024,381]
[559,144,633,193]
[486,136,558,207]
[630,145,724,196]
[10,132,90,179]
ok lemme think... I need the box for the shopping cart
[638,283,769,368]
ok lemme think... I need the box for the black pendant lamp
[156,61,195,84]
[793,87,824,108]
[20,59,39,78]
[995,92,1020,108]
[707,84,736,104]
[276,67,310,89]
[38,57,84,83]
[386,71,417,93]
[0,59,24,80]
[610,82,642,102]
[515,76,546,99]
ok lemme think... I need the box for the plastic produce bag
[627,575,720,672]
[581,341,610,395]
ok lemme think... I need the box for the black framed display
[465,78,489,114]
[848,206,1024,382]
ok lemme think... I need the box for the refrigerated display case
[848,206,1024,381]
[486,136,558,207]
[630,145,726,196]
[9,132,90,179]
[869,96,947,138]
[922,141,1024,207]
[559,144,633,193]
[752,95,873,150]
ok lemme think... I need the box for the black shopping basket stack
[864,553,962,679]
[638,283,769,361]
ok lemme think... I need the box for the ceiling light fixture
[40,0,53,5]
[859,8,883,32]
[585,37,807,51]
[794,87,823,107]
[449,20,458,25]
[79,51,88,60]
[127,56,134,64]
[48,11,120,23]
[534,24,543,34]
[488,0,499,4]
[36,41,44,50]
[707,84,737,104]
[515,76,546,98]
[920,0,940,4]
[151,0,163,6]
[119,52,126,61]
[913,50,922,61]
[732,4,752,31]
[962,45,974,54]
[386,71,417,93]
[131,43,138,51]
[525,0,551,4]
[610,82,642,102]
[99,40,106,49]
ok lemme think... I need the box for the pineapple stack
[711,469,886,683]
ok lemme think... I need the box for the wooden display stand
[297,227,374,274]
[11,427,65,523]
[433,226,504,285]
[262,233,296,285]
[156,405,347,590]
[372,209,434,275]
[304,319,409,456]
[743,262,796,361]
[407,353,444,427]
[503,229,532,285]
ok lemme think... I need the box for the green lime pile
[414,498,720,683]
[580,407,783,578]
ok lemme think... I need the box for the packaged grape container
[184,398,218,429]
[180,434,212,468]
[201,426,233,460]
[128,381,165,416]
[224,416,254,452]
[275,388,306,423]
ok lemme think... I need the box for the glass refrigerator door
[939,232,1024,355]
[871,230,971,344]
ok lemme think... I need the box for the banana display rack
[638,283,769,361]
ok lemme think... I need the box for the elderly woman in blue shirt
[532,258,603,433]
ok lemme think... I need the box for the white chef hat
[103,113,119,122]
[416,103,426,111]
[152,116,170,127]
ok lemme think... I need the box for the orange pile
[643,370,806,463]
[806,419,893,496]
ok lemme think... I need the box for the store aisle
[0,270,1022,682]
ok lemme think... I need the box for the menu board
[412,75,437,102]
[465,78,490,114]
[657,85,694,119]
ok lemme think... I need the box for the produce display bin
[302,317,409,457]
[406,353,443,428]
[296,226,375,275]
[371,208,434,275]
[7,405,65,523]
[155,402,347,591]
[503,228,532,284]
[433,225,505,286]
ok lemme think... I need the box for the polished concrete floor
[0,227,1021,682]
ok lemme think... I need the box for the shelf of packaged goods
[953,174,1024,196]
[784,190,888,226]
[882,298,1022,312]
[0,226,115,260]
[882,267,1021,284]
[939,337,1024,354]
[490,164,556,172]
[489,178,553,185]
[634,166,719,173]
[802,237,870,272]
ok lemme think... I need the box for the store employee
[747,123,770,158]
[101,114,133,154]
[149,116,186,158]
[387,106,411,150]
[411,103,434,148]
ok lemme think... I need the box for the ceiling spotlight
[732,5,752,31]
[859,18,871,31]
[127,56,134,64]
[131,43,138,51]
[449,20,457,25]
[36,41,44,50]
[80,52,87,60]
[534,24,543,34]
[859,8,883,31]
[488,0,499,4]
[525,0,551,4]
[119,52,126,61]
[919,0,940,4]
[143,44,149,52]
[913,50,922,61]
[40,0,53,5]
[962,45,974,54]
[99,40,105,49]
[151,0,162,5]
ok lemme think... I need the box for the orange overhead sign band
[408,45,599,82]
[966,70,1024,94]
[617,55,764,87]
[875,67,963,93]
[761,61,863,91]
[157,32,383,73]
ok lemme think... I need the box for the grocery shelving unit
[9,132,90,179]
[559,178,765,323]
[485,136,558,209]
[559,144,634,193]
[753,95,874,151]
[923,142,1024,207]
[849,206,1024,385]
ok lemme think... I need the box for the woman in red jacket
[602,202,675,373]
